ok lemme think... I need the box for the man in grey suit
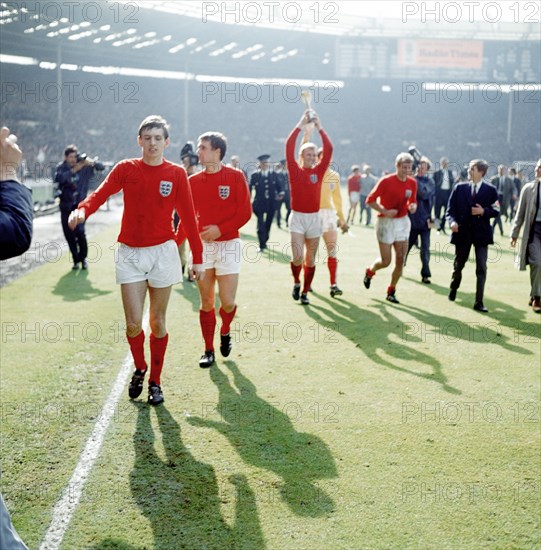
[490,164,515,234]
[433,156,455,234]
[510,159,541,313]
[360,165,377,225]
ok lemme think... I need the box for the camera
[408,146,423,172]
[180,142,199,167]
[77,152,105,171]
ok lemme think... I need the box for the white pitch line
[39,314,149,550]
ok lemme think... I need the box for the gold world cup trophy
[301,90,316,122]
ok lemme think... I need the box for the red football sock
[366,267,376,278]
[290,262,302,284]
[327,257,338,286]
[303,265,316,294]
[127,331,147,372]
[219,306,237,336]
[387,285,396,295]
[149,333,168,386]
[199,309,216,351]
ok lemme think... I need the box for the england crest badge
[310,174,318,184]
[160,180,173,197]
[219,185,230,199]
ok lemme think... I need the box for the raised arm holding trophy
[284,95,333,306]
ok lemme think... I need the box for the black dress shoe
[199,350,215,368]
[448,289,457,301]
[422,277,431,284]
[473,302,489,312]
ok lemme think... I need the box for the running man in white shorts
[363,152,418,304]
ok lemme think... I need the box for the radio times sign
[398,39,484,69]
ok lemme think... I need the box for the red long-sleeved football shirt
[187,165,252,241]
[285,127,333,214]
[366,174,417,218]
[78,158,203,263]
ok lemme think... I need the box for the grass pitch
[1,214,539,549]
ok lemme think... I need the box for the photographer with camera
[54,144,104,269]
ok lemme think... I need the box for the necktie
[472,184,477,201]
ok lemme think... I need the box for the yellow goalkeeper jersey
[320,168,345,222]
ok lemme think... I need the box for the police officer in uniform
[250,154,283,250]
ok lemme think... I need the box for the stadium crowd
[2,68,539,186]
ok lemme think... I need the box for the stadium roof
[1,1,538,80]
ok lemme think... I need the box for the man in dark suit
[508,167,522,219]
[446,159,500,312]
[250,154,283,251]
[54,144,104,269]
[433,156,455,234]
[490,164,515,234]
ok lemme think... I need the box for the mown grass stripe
[39,312,149,550]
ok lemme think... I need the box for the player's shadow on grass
[187,361,338,517]
[89,539,140,550]
[174,279,200,312]
[52,270,112,302]
[129,401,265,549]
[404,277,540,347]
[304,294,462,395]
[174,281,234,313]
[240,231,292,266]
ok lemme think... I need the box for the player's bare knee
[149,318,166,336]
[200,301,214,312]
[221,302,236,313]
[126,323,142,338]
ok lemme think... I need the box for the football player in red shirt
[346,165,361,225]
[363,152,417,304]
[285,110,333,305]
[69,116,204,405]
[188,132,252,368]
